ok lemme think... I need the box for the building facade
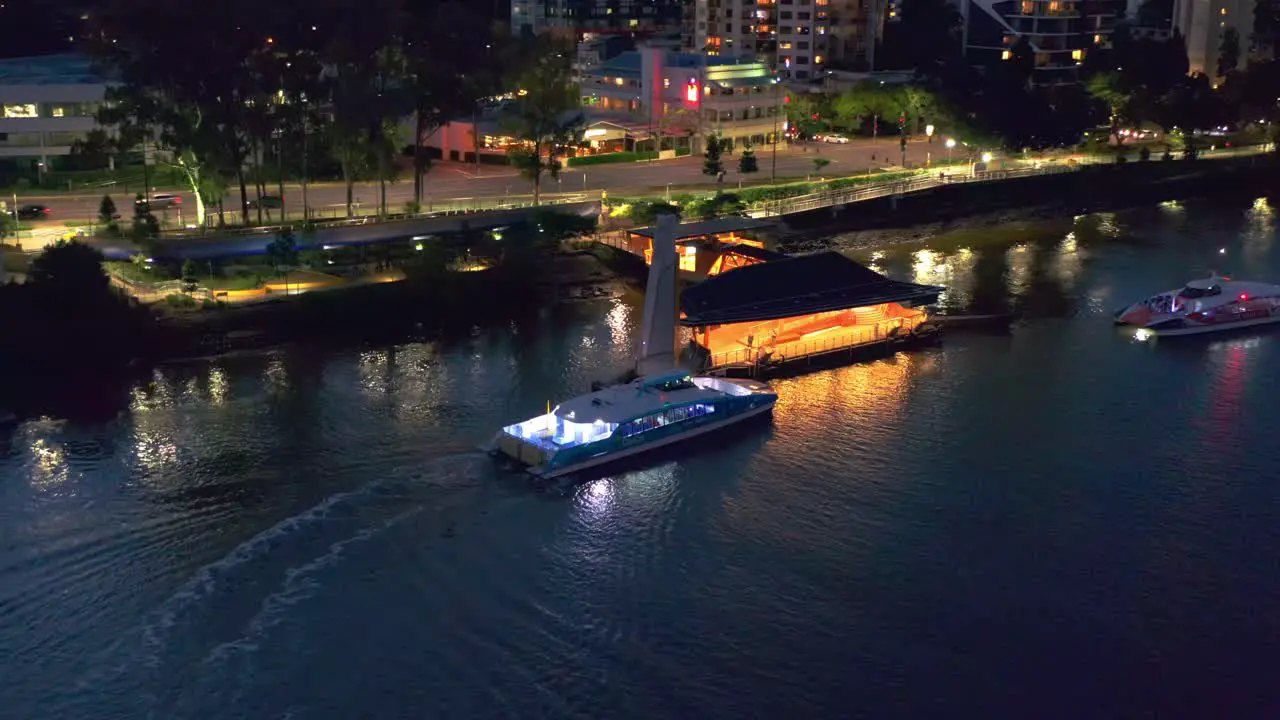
[579,48,786,152]
[962,0,1123,85]
[512,0,685,36]
[684,0,888,80]
[1173,0,1251,77]
[0,54,108,166]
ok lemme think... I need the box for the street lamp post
[945,137,956,165]
[771,84,780,183]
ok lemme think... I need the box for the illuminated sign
[583,128,607,138]
[686,78,699,104]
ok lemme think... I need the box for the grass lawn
[105,260,168,284]
[201,273,265,291]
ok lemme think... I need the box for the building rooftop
[680,251,944,325]
[629,217,774,240]
[0,53,108,85]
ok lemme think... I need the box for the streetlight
[981,152,993,164]
[945,137,956,164]
[926,124,935,143]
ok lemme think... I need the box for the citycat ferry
[489,213,777,479]
[1114,273,1280,337]
[489,370,776,479]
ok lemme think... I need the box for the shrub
[566,151,661,167]
[163,293,198,309]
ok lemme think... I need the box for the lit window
[1094,34,1102,44]
[664,77,671,88]
[814,54,824,64]
[1072,49,1084,60]
[614,77,625,86]
[1220,7,1226,13]
[52,107,66,117]
[1002,50,1012,60]
[2,104,37,118]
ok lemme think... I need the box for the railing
[750,144,1273,218]
[706,324,895,369]
[157,193,595,241]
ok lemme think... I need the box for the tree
[402,0,492,205]
[785,93,829,138]
[98,195,119,225]
[68,129,117,171]
[28,241,110,295]
[503,41,584,205]
[131,193,160,241]
[1156,73,1229,158]
[266,230,299,274]
[1219,27,1242,79]
[897,85,938,137]
[1224,59,1280,141]
[738,142,759,174]
[1086,72,1136,145]
[703,133,725,177]
[835,82,900,138]
[87,0,262,227]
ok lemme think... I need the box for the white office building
[0,54,109,167]
[1173,0,1251,77]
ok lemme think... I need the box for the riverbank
[777,154,1280,252]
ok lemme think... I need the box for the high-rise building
[1172,0,1251,76]
[684,0,888,81]
[512,0,686,37]
[961,0,1123,85]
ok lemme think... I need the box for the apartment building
[685,0,887,80]
[1173,0,1251,77]
[579,47,785,152]
[962,0,1123,85]
[512,0,685,36]
[0,54,108,166]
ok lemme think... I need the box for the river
[2,196,1279,718]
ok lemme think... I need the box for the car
[247,195,284,210]
[137,193,182,210]
[15,204,50,220]
[820,133,850,144]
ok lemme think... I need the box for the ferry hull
[492,399,775,480]
[1136,313,1280,337]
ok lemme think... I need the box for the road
[13,137,947,226]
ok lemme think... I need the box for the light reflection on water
[3,198,1280,718]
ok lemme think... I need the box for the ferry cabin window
[619,403,716,437]
[1179,285,1221,299]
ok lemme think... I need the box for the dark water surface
[4,197,1280,718]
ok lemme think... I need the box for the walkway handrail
[751,145,1272,218]
[157,194,591,241]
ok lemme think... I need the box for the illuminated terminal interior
[625,217,775,274]
[681,251,943,370]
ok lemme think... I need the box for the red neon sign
[686,80,699,104]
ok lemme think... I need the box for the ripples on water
[3,197,1280,718]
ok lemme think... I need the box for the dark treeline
[803,0,1280,152]
[73,0,578,228]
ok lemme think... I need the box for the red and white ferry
[1114,273,1280,337]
